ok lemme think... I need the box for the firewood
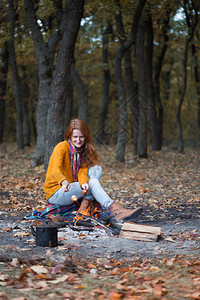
[119,222,162,242]
[121,222,162,235]
[120,230,159,242]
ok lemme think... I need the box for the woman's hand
[61,180,70,192]
[81,183,89,192]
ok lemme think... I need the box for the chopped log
[120,230,159,242]
[121,222,162,235]
[119,222,162,242]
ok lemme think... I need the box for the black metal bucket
[31,224,58,247]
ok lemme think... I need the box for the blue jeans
[48,165,114,209]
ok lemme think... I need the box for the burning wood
[44,204,117,236]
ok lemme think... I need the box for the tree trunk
[124,49,139,154]
[154,10,170,147]
[162,69,171,101]
[96,23,112,144]
[23,99,30,147]
[64,76,73,130]
[44,0,85,169]
[191,42,200,141]
[71,62,88,123]
[136,15,148,158]
[176,0,198,152]
[0,42,9,143]
[145,12,161,150]
[24,0,61,166]
[21,66,31,146]
[114,0,147,162]
[8,0,24,149]
[115,47,127,162]
[30,97,37,143]
[114,2,127,162]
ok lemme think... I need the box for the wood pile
[119,222,162,242]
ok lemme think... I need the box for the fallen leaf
[87,263,96,269]
[75,284,87,289]
[0,292,7,298]
[149,266,161,272]
[35,280,48,289]
[114,283,125,290]
[10,258,19,267]
[61,292,73,298]
[119,267,130,273]
[107,290,123,299]
[0,274,10,281]
[18,270,29,282]
[2,227,12,232]
[50,274,69,284]
[30,265,48,274]
[165,237,175,243]
[188,291,200,299]
[26,238,35,243]
[154,284,168,297]
[193,277,200,285]
[0,282,7,286]
[13,231,30,238]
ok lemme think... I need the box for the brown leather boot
[108,202,143,223]
[77,198,90,215]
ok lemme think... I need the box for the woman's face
[71,129,85,148]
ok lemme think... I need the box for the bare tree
[24,0,84,167]
[96,23,112,144]
[44,0,85,168]
[114,0,147,162]
[0,42,8,143]
[114,4,139,154]
[8,0,24,149]
[71,61,88,123]
[24,0,61,165]
[136,14,148,158]
[191,41,200,142]
[145,10,161,150]
[124,48,139,155]
[176,0,198,152]
[64,76,73,131]
[154,9,170,147]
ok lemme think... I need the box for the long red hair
[64,119,99,167]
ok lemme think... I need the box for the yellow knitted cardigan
[43,140,89,200]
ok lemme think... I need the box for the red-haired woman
[43,119,142,223]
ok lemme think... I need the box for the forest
[0,2,200,298]
[0,0,199,168]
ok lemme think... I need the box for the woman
[44,119,143,223]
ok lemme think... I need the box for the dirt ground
[0,145,200,299]
[0,205,199,300]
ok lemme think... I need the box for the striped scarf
[68,140,84,182]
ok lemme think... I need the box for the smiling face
[71,129,85,148]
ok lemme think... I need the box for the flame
[73,203,111,228]
[74,205,91,226]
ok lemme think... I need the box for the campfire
[31,196,162,247]
[50,206,118,236]
[32,198,119,240]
